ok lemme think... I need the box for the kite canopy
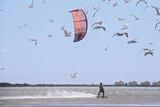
[70,9,88,42]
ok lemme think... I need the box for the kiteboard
[96,96,108,99]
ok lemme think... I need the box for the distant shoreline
[0,82,160,87]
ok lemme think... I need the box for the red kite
[70,9,88,42]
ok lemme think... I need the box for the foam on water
[54,90,96,98]
[0,90,96,99]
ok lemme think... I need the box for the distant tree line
[0,83,98,87]
[0,81,160,87]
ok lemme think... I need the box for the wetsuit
[97,84,104,98]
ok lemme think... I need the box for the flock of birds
[0,0,160,79]
[88,0,160,57]
[23,0,159,56]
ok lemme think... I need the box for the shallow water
[0,87,160,107]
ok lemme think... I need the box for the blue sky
[0,0,160,84]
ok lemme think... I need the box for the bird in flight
[46,18,54,23]
[70,72,78,79]
[104,45,109,51]
[17,24,28,29]
[117,17,125,21]
[112,2,118,7]
[155,21,160,31]
[93,25,106,31]
[0,67,6,71]
[151,6,160,16]
[60,25,72,37]
[136,0,147,7]
[123,0,130,3]
[148,38,156,45]
[92,7,99,17]
[42,0,46,4]
[120,24,128,30]
[148,42,154,45]
[30,38,37,46]
[127,39,138,44]
[91,21,103,27]
[112,32,128,38]
[144,50,154,56]
[28,0,34,9]
[140,48,154,56]
[47,34,53,38]
[130,14,139,21]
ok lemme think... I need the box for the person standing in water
[97,82,104,98]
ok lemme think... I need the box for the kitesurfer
[97,82,104,98]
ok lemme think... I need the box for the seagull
[30,38,37,46]
[149,42,154,45]
[130,14,139,21]
[144,51,154,56]
[112,2,118,7]
[155,22,160,31]
[0,67,6,71]
[148,38,156,45]
[17,24,28,29]
[112,32,128,38]
[104,45,109,51]
[48,19,54,23]
[91,21,102,27]
[70,72,78,79]
[117,17,125,21]
[93,25,106,31]
[92,7,99,17]
[139,48,154,56]
[46,19,54,23]
[47,34,53,38]
[151,6,160,16]
[60,25,72,37]
[28,0,34,9]
[127,39,138,44]
[136,0,147,7]
[155,19,160,21]
[120,24,128,30]
[42,0,46,4]
[123,0,130,3]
